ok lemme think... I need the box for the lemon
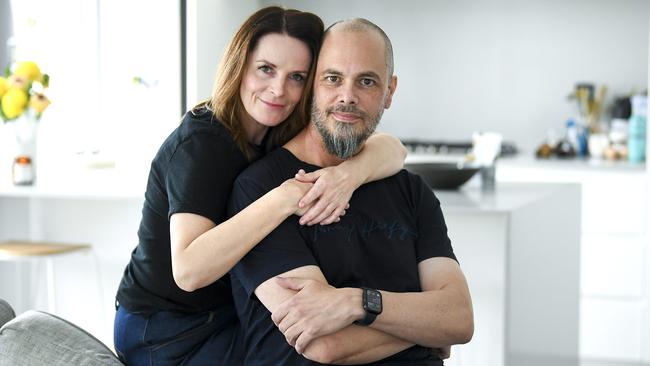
[29,93,51,113]
[0,77,7,97]
[1,88,29,119]
[14,61,42,82]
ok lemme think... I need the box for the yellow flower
[7,75,28,90]
[1,88,29,119]
[14,61,42,82]
[0,77,7,97]
[29,93,51,113]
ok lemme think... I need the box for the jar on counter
[12,155,34,185]
[628,95,646,163]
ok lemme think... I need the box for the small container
[12,155,34,186]
[628,95,647,163]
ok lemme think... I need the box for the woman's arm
[296,133,407,225]
[171,179,311,292]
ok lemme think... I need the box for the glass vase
[11,112,39,185]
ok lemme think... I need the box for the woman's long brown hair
[199,6,323,160]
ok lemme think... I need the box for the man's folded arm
[368,257,474,348]
[254,265,413,365]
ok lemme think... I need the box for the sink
[405,161,479,190]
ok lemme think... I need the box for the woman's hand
[279,178,315,216]
[294,167,358,226]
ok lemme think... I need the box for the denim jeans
[114,305,242,366]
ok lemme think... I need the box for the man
[228,18,473,365]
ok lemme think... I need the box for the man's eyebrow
[320,69,343,76]
[358,71,382,80]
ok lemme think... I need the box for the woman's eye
[258,65,272,74]
[289,73,305,82]
[360,78,375,87]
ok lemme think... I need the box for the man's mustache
[326,105,367,119]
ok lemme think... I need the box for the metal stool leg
[45,256,56,314]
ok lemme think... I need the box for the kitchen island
[436,182,581,366]
[496,155,649,363]
[0,170,581,364]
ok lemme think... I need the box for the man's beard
[312,101,383,159]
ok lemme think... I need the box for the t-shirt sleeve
[412,174,457,264]
[166,133,242,224]
[228,174,317,297]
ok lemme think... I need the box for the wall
[185,0,261,110]
[0,0,12,67]
[251,0,649,152]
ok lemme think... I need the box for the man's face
[311,29,396,159]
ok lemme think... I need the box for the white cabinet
[497,157,649,363]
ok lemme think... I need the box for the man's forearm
[371,287,473,348]
[341,133,406,185]
[302,324,413,365]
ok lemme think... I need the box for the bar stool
[0,240,96,314]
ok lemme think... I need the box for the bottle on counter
[628,95,647,163]
[12,155,34,186]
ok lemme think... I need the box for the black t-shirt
[228,147,456,366]
[116,107,261,315]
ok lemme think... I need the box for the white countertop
[435,182,579,214]
[406,152,646,172]
[0,160,579,217]
[498,153,646,172]
[0,165,147,200]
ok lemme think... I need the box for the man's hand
[437,346,451,359]
[271,277,363,354]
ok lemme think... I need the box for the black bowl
[405,162,479,190]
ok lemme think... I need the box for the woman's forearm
[339,133,407,186]
[172,184,300,291]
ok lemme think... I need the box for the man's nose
[337,82,358,105]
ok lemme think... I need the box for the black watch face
[365,290,382,313]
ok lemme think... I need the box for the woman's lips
[260,98,285,108]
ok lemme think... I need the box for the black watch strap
[355,288,382,326]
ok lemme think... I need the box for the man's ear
[384,75,398,109]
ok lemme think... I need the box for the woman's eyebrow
[255,59,276,67]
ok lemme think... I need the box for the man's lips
[260,99,285,108]
[331,112,361,122]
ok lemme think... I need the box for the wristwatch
[355,287,382,326]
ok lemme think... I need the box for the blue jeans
[114,305,242,366]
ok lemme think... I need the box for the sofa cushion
[0,299,15,328]
[0,310,123,366]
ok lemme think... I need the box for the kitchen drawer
[581,174,647,235]
[498,165,647,234]
[580,298,644,361]
[644,303,650,362]
[580,234,646,298]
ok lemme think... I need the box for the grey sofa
[0,299,123,366]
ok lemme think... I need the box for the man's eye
[289,73,305,82]
[325,75,339,83]
[360,78,375,87]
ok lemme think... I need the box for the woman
[114,6,407,365]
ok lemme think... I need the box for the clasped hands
[288,167,356,226]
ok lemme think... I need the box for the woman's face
[239,33,312,128]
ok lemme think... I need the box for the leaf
[3,65,9,78]
[42,74,49,88]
